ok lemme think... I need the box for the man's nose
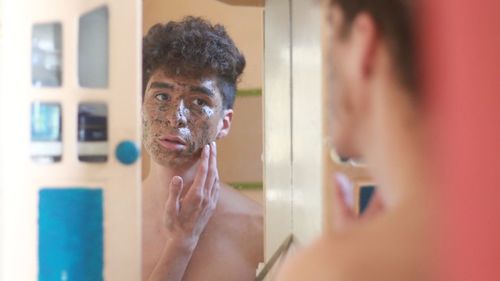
[169,99,187,128]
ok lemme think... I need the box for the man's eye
[155,93,169,101]
[193,98,208,106]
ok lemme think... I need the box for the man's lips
[158,135,187,150]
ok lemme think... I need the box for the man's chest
[142,225,254,281]
[183,237,254,281]
[142,223,167,278]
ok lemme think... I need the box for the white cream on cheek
[201,106,215,118]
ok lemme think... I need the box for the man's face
[327,5,363,159]
[142,70,231,167]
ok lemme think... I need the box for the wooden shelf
[215,0,264,7]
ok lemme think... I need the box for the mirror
[141,1,264,280]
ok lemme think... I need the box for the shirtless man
[277,0,432,280]
[141,17,263,281]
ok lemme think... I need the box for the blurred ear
[216,109,233,140]
[351,12,379,84]
[346,12,379,116]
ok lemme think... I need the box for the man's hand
[146,142,221,281]
[164,142,220,248]
[333,173,384,231]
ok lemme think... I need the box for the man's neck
[362,72,425,209]
[144,158,200,207]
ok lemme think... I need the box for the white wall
[290,0,324,245]
[264,0,324,259]
[0,0,4,276]
[264,0,293,259]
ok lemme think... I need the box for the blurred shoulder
[275,204,431,281]
[275,235,344,281]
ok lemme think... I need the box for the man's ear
[351,12,378,82]
[216,109,233,140]
[346,12,379,117]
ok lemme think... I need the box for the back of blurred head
[326,0,417,159]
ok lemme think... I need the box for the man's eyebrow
[149,82,174,90]
[190,86,215,97]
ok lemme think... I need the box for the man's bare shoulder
[184,184,264,281]
[218,183,262,216]
[209,183,263,261]
[213,183,263,244]
[276,204,430,281]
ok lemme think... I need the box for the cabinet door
[0,1,142,280]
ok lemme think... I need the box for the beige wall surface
[142,0,264,203]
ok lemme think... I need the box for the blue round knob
[115,141,140,165]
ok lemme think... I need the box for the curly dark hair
[142,16,246,109]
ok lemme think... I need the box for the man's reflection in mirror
[141,17,263,281]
